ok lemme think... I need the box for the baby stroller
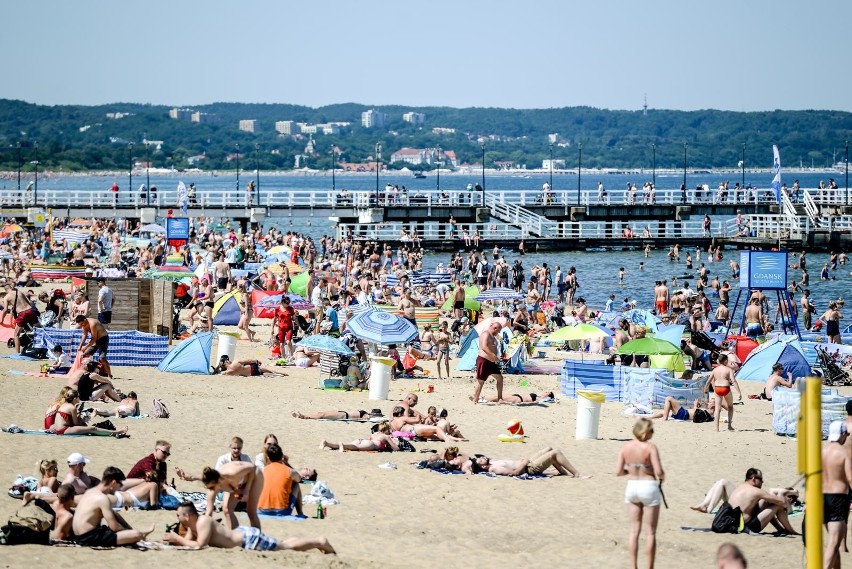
[690,330,724,366]
[816,346,852,387]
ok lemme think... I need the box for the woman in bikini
[822,301,843,344]
[292,409,371,420]
[704,353,741,432]
[236,281,256,342]
[419,324,436,359]
[201,461,264,530]
[46,388,128,437]
[37,459,60,493]
[389,407,468,442]
[615,418,665,569]
[482,391,555,404]
[319,422,399,452]
[111,470,160,509]
[435,321,451,379]
[218,356,287,377]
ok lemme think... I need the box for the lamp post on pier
[16,142,21,193]
[33,141,38,206]
[375,143,381,205]
[682,142,688,190]
[741,143,746,190]
[436,146,441,192]
[548,143,553,192]
[255,143,261,205]
[577,142,582,204]
[145,136,150,206]
[235,143,241,194]
[480,142,486,204]
[845,140,849,206]
[651,143,656,188]
[330,145,336,194]
[128,142,133,200]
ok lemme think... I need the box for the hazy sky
[3,0,850,111]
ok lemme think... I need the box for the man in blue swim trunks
[744,298,764,338]
[648,396,715,421]
[163,501,335,553]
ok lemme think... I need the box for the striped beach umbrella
[474,287,525,302]
[297,334,354,357]
[346,310,418,345]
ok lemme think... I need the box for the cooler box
[575,390,605,440]
[368,356,395,400]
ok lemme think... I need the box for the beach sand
[0,321,819,568]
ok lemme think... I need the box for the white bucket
[368,356,395,400]
[575,390,605,440]
[216,332,239,364]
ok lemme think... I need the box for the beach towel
[254,513,308,522]
[1,426,110,437]
[3,354,40,361]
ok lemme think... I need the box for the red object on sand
[725,335,759,362]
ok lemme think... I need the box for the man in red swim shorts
[473,320,504,405]
[0,282,41,353]
[273,295,295,358]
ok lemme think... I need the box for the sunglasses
[158,448,171,457]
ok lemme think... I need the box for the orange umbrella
[69,218,92,227]
[267,261,304,275]
[0,224,23,237]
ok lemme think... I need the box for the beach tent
[157,332,213,374]
[736,337,811,381]
[212,291,244,325]
[288,272,311,297]
[456,329,480,372]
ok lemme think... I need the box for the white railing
[808,187,848,205]
[551,219,722,239]
[484,195,557,237]
[780,192,805,237]
[737,214,804,240]
[338,222,526,241]
[802,190,824,228]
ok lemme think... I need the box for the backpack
[693,408,713,423]
[151,399,170,419]
[0,498,54,545]
[711,501,742,534]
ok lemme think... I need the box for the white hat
[829,420,848,442]
[67,452,91,466]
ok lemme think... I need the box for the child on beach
[47,345,71,374]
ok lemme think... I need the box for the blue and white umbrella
[296,334,354,356]
[474,287,525,302]
[347,302,375,314]
[347,309,418,345]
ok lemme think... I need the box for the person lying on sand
[320,422,399,452]
[462,447,591,478]
[646,396,715,421]
[690,470,799,516]
[292,409,380,420]
[410,446,471,470]
[389,406,467,441]
[218,355,287,377]
[481,391,555,404]
[163,501,335,553]
[93,391,140,417]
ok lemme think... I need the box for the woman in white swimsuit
[615,418,664,569]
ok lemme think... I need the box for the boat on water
[413,172,426,179]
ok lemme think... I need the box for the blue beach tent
[456,329,480,372]
[735,337,811,382]
[157,332,214,374]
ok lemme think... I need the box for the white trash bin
[216,332,239,365]
[575,390,605,440]
[368,356,395,400]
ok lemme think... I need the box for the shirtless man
[705,354,741,432]
[452,280,466,319]
[163,501,335,553]
[654,281,669,316]
[613,319,631,352]
[398,290,417,328]
[823,420,852,567]
[75,315,112,379]
[396,392,424,421]
[435,321,451,379]
[463,447,590,478]
[743,297,763,339]
[51,483,77,540]
[763,364,793,400]
[473,321,504,405]
[72,466,154,547]
[0,280,40,352]
[717,468,798,535]
[64,452,100,495]
[715,300,730,327]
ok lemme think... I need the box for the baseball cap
[67,452,91,466]
[829,420,848,442]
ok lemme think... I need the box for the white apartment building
[403,112,425,125]
[239,119,259,133]
[361,109,387,128]
[275,120,298,135]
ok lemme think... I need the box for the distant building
[186,154,206,165]
[192,112,218,123]
[390,147,427,165]
[169,108,193,120]
[275,120,298,135]
[403,112,425,125]
[432,127,456,135]
[361,109,386,128]
[439,150,458,168]
[542,159,566,170]
[319,123,340,135]
[300,124,318,135]
[105,112,132,120]
[548,133,559,144]
[239,119,260,133]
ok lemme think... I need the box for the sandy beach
[0,314,821,568]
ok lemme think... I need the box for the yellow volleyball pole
[802,377,822,568]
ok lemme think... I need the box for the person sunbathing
[218,355,287,377]
[482,391,555,404]
[690,473,799,514]
[319,422,399,452]
[292,409,376,420]
[67,360,122,403]
[462,447,591,478]
[109,470,161,509]
[46,388,128,437]
[411,446,471,470]
[389,406,467,442]
[163,501,335,553]
[647,396,715,421]
[292,346,321,368]
[94,391,140,417]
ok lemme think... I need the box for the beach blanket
[34,328,169,367]
[28,264,88,280]
[51,230,90,245]
[3,354,40,361]
[1,426,111,436]
[425,468,548,480]
[253,512,308,522]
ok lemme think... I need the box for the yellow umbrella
[267,261,304,275]
[0,224,24,237]
[266,245,292,255]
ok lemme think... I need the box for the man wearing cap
[63,452,100,495]
[823,420,852,567]
[96,278,113,326]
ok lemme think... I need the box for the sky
[3,0,851,112]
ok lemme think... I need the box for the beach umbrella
[474,316,509,335]
[266,244,292,255]
[288,272,311,296]
[0,224,23,237]
[653,324,686,347]
[267,261,304,275]
[296,334,354,357]
[346,310,418,345]
[139,223,166,234]
[253,292,314,311]
[69,218,92,227]
[547,323,611,342]
[617,337,682,355]
[609,309,661,333]
[474,287,525,302]
[440,285,481,312]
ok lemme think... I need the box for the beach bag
[151,399,170,419]
[159,494,181,510]
[396,438,416,452]
[693,409,713,423]
[0,498,54,545]
[21,346,48,360]
[711,502,742,534]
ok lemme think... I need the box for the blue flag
[771,145,782,204]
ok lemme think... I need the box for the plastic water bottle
[316,501,324,519]
[615,355,621,366]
